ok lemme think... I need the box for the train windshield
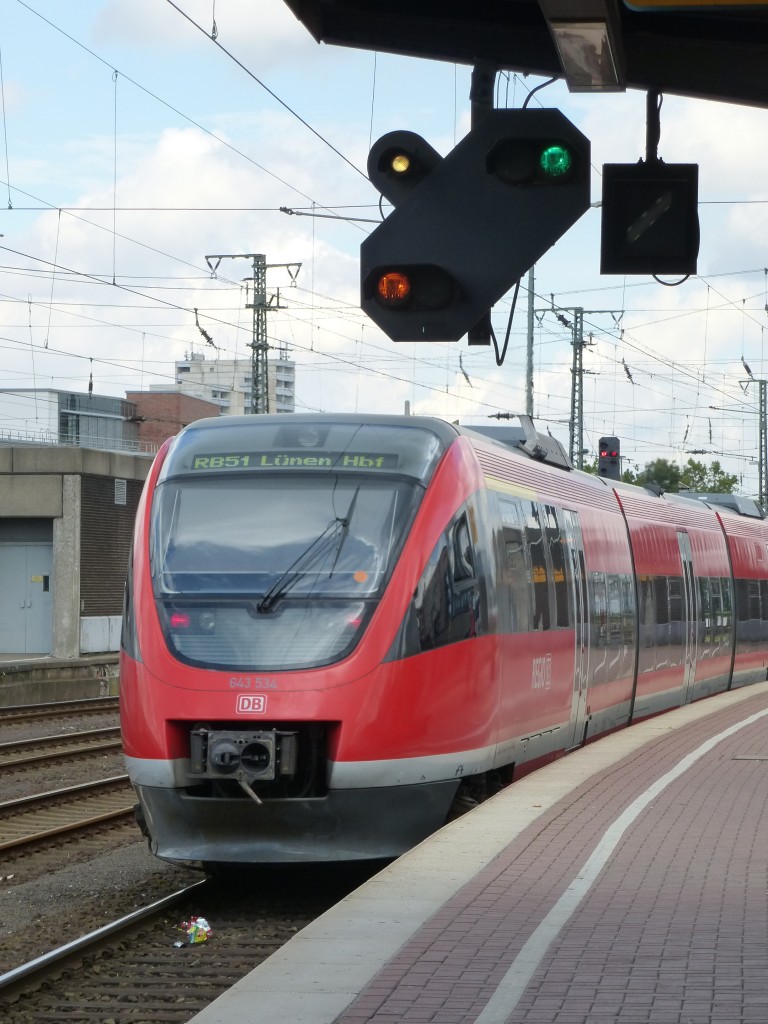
[151,475,419,671]
[153,474,416,599]
[150,417,448,671]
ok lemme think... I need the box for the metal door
[677,531,698,702]
[562,509,589,747]
[0,544,53,654]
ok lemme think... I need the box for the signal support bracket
[468,63,499,346]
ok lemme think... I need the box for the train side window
[654,576,670,668]
[760,580,768,641]
[620,574,636,678]
[708,577,722,656]
[698,577,713,659]
[121,549,141,662]
[747,580,762,646]
[523,501,550,631]
[735,578,749,626]
[744,579,759,646]
[606,575,622,645]
[749,580,761,619]
[499,497,532,633]
[668,576,683,622]
[721,577,733,640]
[734,578,749,651]
[668,576,684,668]
[638,575,656,674]
[589,571,608,685]
[621,575,635,645]
[604,574,623,679]
[543,504,572,629]
[453,515,474,581]
[397,507,482,657]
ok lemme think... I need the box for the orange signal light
[377,271,411,305]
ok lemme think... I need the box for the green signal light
[539,144,573,178]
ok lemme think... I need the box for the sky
[2,0,768,494]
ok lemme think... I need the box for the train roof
[459,419,766,521]
[183,412,461,446]
[456,419,572,471]
[678,491,765,520]
[178,414,764,520]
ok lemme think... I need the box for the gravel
[0,842,201,948]
[0,709,203,974]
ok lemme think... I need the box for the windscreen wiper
[256,516,346,613]
[328,488,360,575]
[257,490,362,613]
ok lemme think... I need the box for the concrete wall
[53,475,81,659]
[0,446,152,658]
[80,615,122,654]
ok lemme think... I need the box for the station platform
[0,653,119,704]
[189,682,768,1024]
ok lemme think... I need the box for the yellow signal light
[390,153,412,174]
[376,271,411,305]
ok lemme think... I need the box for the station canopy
[281,0,768,107]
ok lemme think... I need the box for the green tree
[635,458,681,493]
[679,459,738,494]
[581,455,737,493]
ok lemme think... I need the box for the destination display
[190,451,400,471]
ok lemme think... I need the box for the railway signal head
[361,109,591,343]
[366,130,443,208]
[600,162,699,276]
[598,436,621,480]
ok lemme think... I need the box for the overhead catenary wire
[163,0,369,183]
[13,0,358,218]
[4,4,768,489]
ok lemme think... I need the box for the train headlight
[198,610,216,631]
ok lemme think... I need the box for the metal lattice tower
[204,253,301,415]
[569,308,585,467]
[533,303,624,470]
[246,254,269,414]
[759,379,767,508]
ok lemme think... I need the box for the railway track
[0,726,122,769]
[0,865,380,1023]
[0,880,209,1005]
[0,776,135,853]
[0,697,382,1022]
[0,695,119,725]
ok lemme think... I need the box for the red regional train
[119,413,768,867]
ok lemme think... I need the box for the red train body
[119,414,768,866]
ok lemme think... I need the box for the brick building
[125,391,220,450]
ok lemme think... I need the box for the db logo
[236,694,267,714]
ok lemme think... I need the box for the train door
[562,510,589,748]
[677,531,698,702]
[0,542,53,654]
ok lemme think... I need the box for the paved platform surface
[189,683,768,1024]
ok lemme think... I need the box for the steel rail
[0,775,135,851]
[0,774,131,812]
[0,696,119,723]
[0,879,209,994]
[0,727,122,768]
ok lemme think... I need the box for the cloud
[91,0,322,71]
[3,0,768,491]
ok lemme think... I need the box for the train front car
[120,414,493,866]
